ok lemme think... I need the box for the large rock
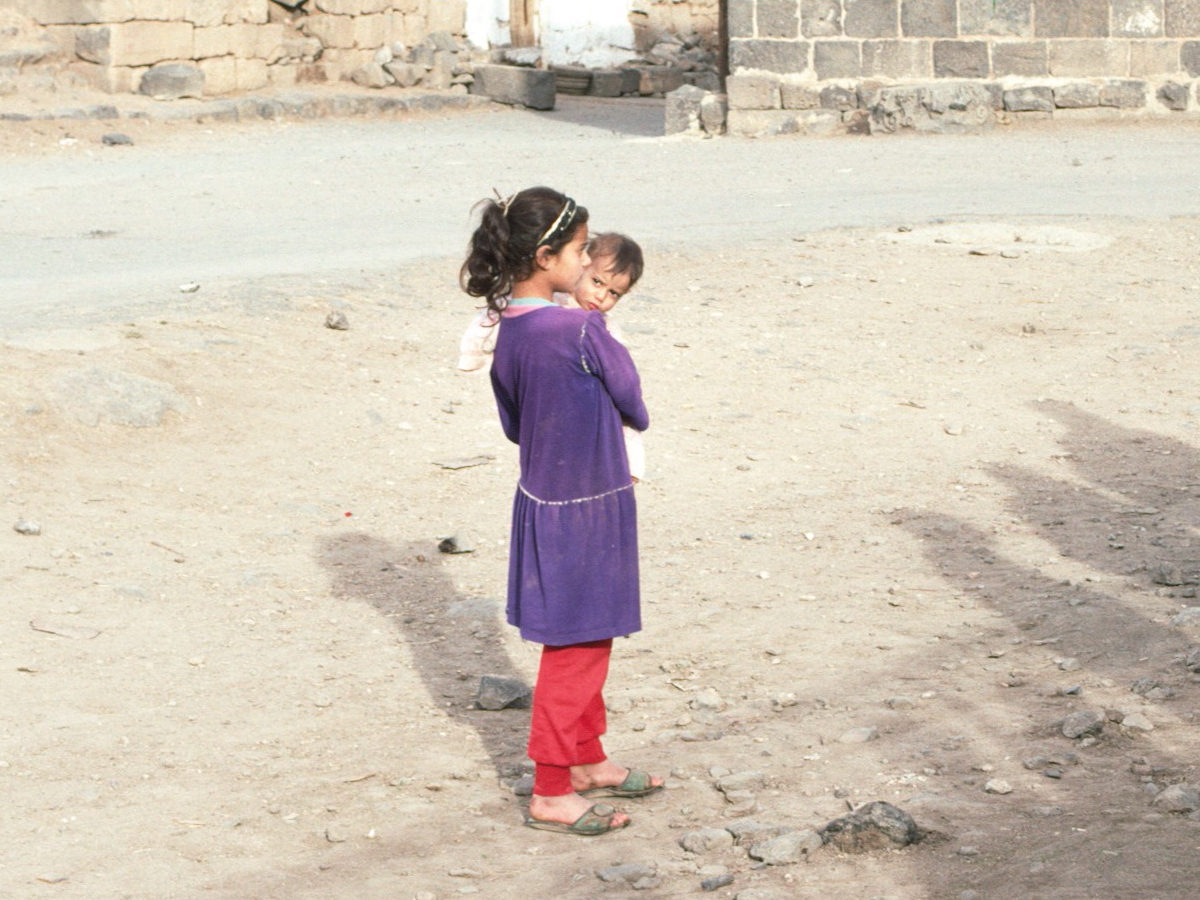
[869,82,995,134]
[473,675,531,710]
[819,801,923,853]
[665,84,708,135]
[470,64,554,110]
[138,63,205,100]
[55,367,184,427]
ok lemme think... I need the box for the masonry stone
[902,0,957,37]
[1157,80,1190,107]
[193,25,231,59]
[758,0,800,38]
[353,13,390,49]
[801,0,842,37]
[781,82,820,108]
[1112,0,1164,37]
[1053,81,1101,107]
[139,62,204,98]
[728,0,754,39]
[588,70,624,97]
[958,0,1032,36]
[384,60,423,87]
[1100,78,1148,105]
[870,81,994,133]
[815,41,861,78]
[1166,0,1200,36]
[1183,40,1200,74]
[700,91,728,133]
[731,38,811,74]
[76,22,195,67]
[1036,0,1110,37]
[992,40,1047,75]
[844,0,899,38]
[427,0,465,34]
[638,65,685,94]
[933,40,989,76]
[30,1,133,26]
[304,14,356,49]
[1050,40,1130,76]
[726,73,781,108]
[198,54,236,93]
[471,64,554,110]
[863,38,932,76]
[665,84,707,133]
[1130,40,1183,74]
[314,0,392,13]
[727,107,840,136]
[820,83,857,109]
[1004,85,1054,110]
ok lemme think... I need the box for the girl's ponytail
[460,186,588,316]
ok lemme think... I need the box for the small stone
[101,132,133,146]
[716,771,766,794]
[325,310,350,330]
[681,827,734,854]
[473,674,531,710]
[1057,657,1080,672]
[437,535,474,554]
[14,519,41,535]
[839,726,879,743]
[691,688,726,711]
[1061,710,1105,739]
[701,873,735,891]
[820,801,922,853]
[1171,607,1200,627]
[943,423,964,436]
[180,282,200,293]
[1153,784,1200,813]
[796,275,815,288]
[509,774,533,796]
[1184,647,1200,672]
[597,862,657,884]
[748,828,823,865]
[985,779,1014,795]
[885,696,917,710]
[1122,713,1154,732]
[957,845,980,856]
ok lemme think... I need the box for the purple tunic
[490,306,649,646]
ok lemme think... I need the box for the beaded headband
[536,197,578,247]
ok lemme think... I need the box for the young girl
[460,187,663,835]
[456,231,647,481]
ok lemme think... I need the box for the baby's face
[573,255,633,314]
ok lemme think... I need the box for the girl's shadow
[314,531,530,779]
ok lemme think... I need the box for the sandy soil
[3,111,1200,900]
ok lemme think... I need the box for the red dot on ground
[344,512,353,517]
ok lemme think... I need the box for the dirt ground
[4,106,1200,900]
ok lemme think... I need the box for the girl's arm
[582,313,649,432]
[490,369,521,443]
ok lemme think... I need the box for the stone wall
[632,0,719,51]
[2,0,467,95]
[727,0,1200,133]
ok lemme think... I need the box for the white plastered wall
[464,0,637,67]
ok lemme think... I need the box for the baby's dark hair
[587,232,644,289]
[460,186,589,315]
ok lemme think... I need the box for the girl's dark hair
[460,186,589,315]
[587,232,644,289]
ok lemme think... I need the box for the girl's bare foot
[527,791,630,829]
[570,760,664,794]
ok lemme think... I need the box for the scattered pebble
[701,873,735,891]
[1060,710,1105,739]
[838,726,879,743]
[437,534,475,554]
[13,519,41,535]
[1153,784,1200,813]
[984,779,1013,795]
[1121,712,1154,732]
[179,282,200,293]
[101,132,133,145]
[325,310,350,330]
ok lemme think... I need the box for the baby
[457,232,646,479]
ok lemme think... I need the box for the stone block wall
[632,0,719,51]
[727,0,1200,132]
[3,0,466,95]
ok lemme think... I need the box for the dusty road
[2,98,1199,329]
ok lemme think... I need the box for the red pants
[528,639,612,797]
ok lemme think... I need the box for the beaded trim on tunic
[518,481,632,506]
[579,320,593,375]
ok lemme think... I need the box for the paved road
[2,97,1198,329]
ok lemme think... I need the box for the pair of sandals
[523,769,663,836]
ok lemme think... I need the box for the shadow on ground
[545,95,666,138]
[315,532,530,778]
[893,401,1200,899]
